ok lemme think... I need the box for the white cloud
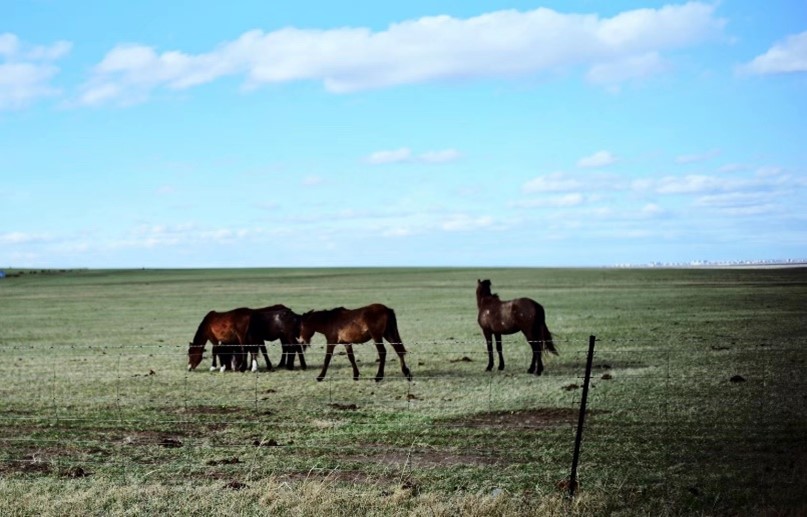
[718,163,749,173]
[364,148,413,165]
[640,203,666,218]
[302,175,324,186]
[675,149,720,164]
[523,171,623,194]
[155,185,175,195]
[0,231,51,245]
[364,147,461,165]
[440,214,494,231]
[586,52,667,89]
[634,174,728,194]
[419,148,462,164]
[79,2,724,105]
[523,172,582,193]
[513,193,585,208]
[0,33,20,56]
[739,30,807,75]
[0,33,72,110]
[577,150,617,168]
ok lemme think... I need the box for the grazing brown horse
[299,304,412,382]
[476,279,557,375]
[187,308,271,372]
[248,305,306,370]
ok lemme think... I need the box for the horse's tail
[384,308,405,347]
[539,321,558,356]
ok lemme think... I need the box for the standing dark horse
[476,279,557,375]
[299,304,412,382]
[248,305,306,370]
[187,308,272,372]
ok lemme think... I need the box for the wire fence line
[1,336,803,495]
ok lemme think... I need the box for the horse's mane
[191,311,216,346]
[304,307,347,318]
[257,304,289,312]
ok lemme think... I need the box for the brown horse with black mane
[299,303,412,382]
[476,279,557,375]
[187,308,265,372]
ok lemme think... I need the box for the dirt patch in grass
[441,408,581,430]
[279,469,398,485]
[118,430,187,447]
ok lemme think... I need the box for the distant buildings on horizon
[612,258,807,268]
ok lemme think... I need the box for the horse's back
[250,305,300,340]
[478,296,543,334]
[204,307,252,342]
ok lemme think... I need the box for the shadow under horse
[187,307,272,372]
[476,279,558,375]
[300,303,413,382]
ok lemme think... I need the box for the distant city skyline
[2,1,805,268]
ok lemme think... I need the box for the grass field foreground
[0,267,805,515]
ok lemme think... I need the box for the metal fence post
[569,335,596,499]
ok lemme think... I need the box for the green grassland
[0,267,805,515]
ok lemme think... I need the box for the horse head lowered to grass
[476,279,557,375]
[299,303,412,382]
[187,307,267,372]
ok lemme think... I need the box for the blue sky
[1,1,805,268]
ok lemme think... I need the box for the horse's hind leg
[373,342,387,382]
[495,333,505,371]
[388,341,412,381]
[527,340,541,375]
[260,343,273,371]
[296,343,307,370]
[317,343,336,382]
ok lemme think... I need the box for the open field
[0,267,805,515]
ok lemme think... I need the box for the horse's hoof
[316,376,324,382]
[209,366,217,372]
[498,365,505,371]
[485,366,493,372]
[219,366,226,373]
[374,377,383,382]
[527,368,535,374]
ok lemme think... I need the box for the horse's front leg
[260,343,273,371]
[483,330,494,371]
[295,343,307,370]
[495,333,505,371]
[283,343,296,370]
[250,348,259,372]
[345,344,360,380]
[317,343,336,382]
[373,342,387,382]
[210,344,220,372]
